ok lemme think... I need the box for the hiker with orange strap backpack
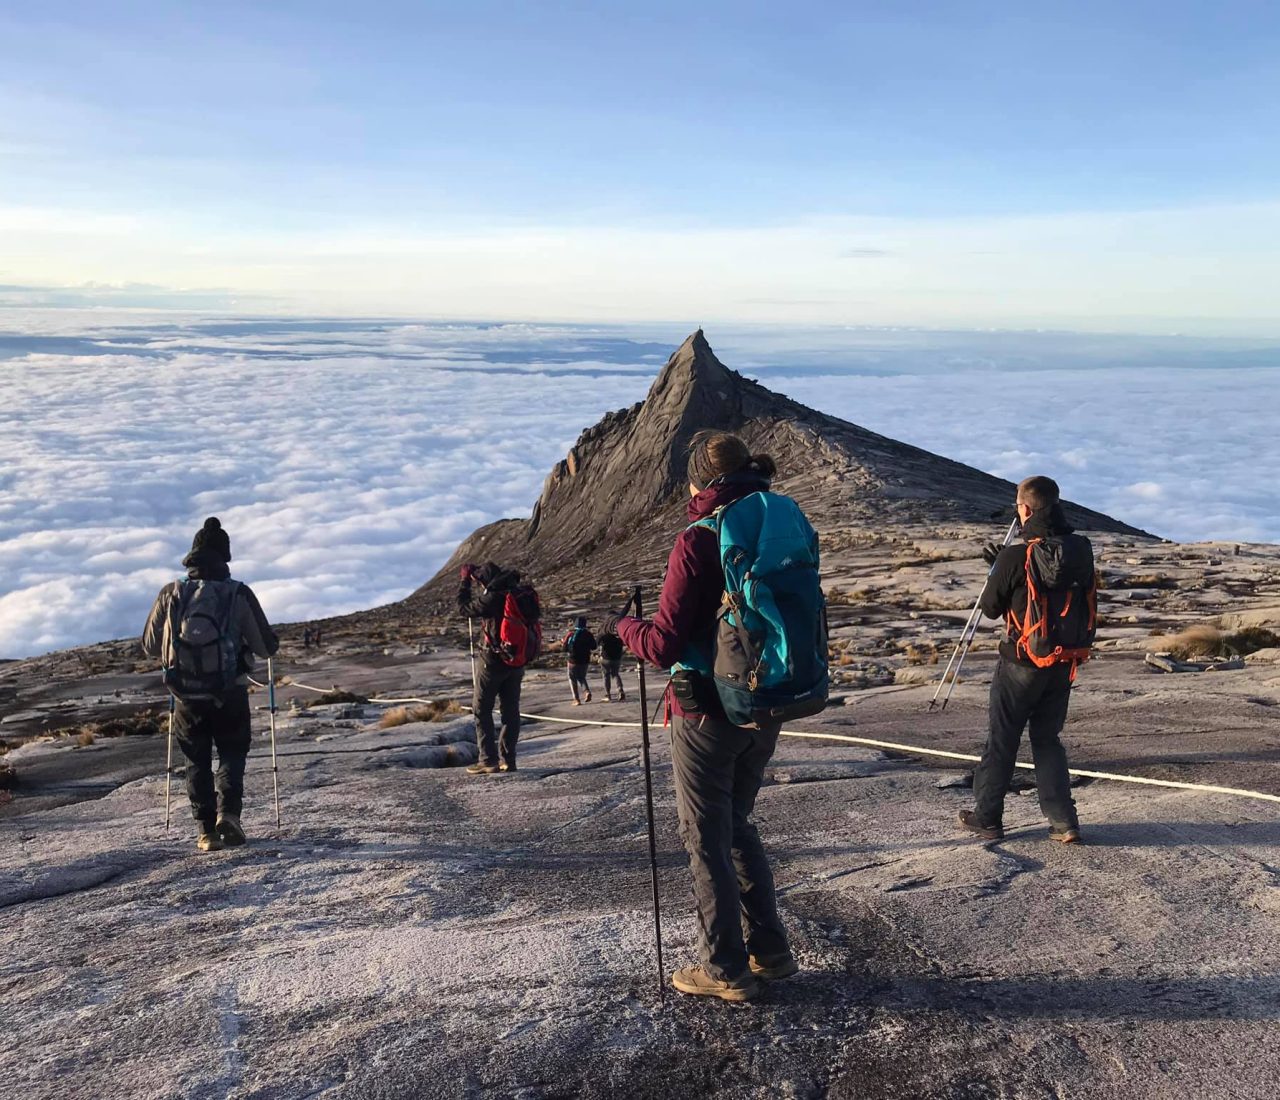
[959,476,1098,845]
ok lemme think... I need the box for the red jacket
[616,477,767,718]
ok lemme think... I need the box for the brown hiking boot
[671,965,760,1002]
[1049,825,1082,844]
[958,810,1004,841]
[196,828,224,852]
[465,762,500,775]
[748,952,799,980]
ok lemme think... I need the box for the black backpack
[1006,535,1098,675]
[164,579,242,699]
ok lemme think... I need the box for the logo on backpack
[1007,535,1098,675]
[491,585,543,667]
[682,491,829,727]
[164,579,242,699]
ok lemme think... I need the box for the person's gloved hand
[981,541,1003,566]
[459,564,477,582]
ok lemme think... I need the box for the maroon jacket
[616,477,767,718]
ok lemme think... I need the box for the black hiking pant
[601,660,624,698]
[567,663,591,702]
[174,689,252,829]
[670,711,789,981]
[972,659,1078,830]
[474,660,523,767]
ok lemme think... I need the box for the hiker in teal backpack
[613,430,828,1002]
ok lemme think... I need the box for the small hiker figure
[313,626,323,647]
[612,430,827,1002]
[562,616,597,704]
[458,562,542,774]
[599,623,626,702]
[142,517,279,852]
[958,476,1097,845]
[303,627,313,649]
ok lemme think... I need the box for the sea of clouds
[2,314,1277,658]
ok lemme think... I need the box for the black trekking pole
[930,518,1019,711]
[628,585,665,999]
[267,657,282,827]
[164,692,175,830]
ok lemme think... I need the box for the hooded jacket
[979,502,1093,665]
[141,549,279,688]
[616,474,769,719]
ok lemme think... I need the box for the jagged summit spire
[414,331,1146,604]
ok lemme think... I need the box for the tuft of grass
[76,729,96,747]
[307,690,369,706]
[1157,623,1280,660]
[378,700,464,728]
[904,642,940,666]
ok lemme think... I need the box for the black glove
[982,541,1002,566]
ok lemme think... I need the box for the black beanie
[189,516,232,563]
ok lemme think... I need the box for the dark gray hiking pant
[972,658,1078,830]
[174,689,252,828]
[601,660,624,697]
[474,660,523,767]
[567,663,591,702]
[670,711,789,981]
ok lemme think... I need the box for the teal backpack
[681,491,829,728]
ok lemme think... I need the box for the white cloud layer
[1,316,1277,657]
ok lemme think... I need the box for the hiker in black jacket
[458,562,526,774]
[599,627,626,702]
[563,617,597,704]
[142,518,278,851]
[959,476,1089,844]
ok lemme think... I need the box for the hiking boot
[499,762,517,773]
[958,810,1004,841]
[465,762,500,775]
[571,699,582,706]
[605,695,613,702]
[216,814,246,847]
[1049,825,1083,844]
[196,828,224,853]
[584,692,592,702]
[618,692,626,702]
[748,952,799,980]
[671,965,760,1002]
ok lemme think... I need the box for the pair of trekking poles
[467,586,666,998]
[163,658,282,831]
[929,518,1019,711]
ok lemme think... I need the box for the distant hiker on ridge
[959,476,1097,845]
[458,562,542,774]
[599,622,626,702]
[562,616,597,704]
[613,430,828,1002]
[142,517,279,852]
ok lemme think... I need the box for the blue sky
[2,1,1278,329]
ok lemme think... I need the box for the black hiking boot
[466,762,500,775]
[958,810,1004,841]
[499,761,517,773]
[216,814,246,847]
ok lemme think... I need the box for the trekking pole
[930,519,1019,711]
[164,693,175,830]
[629,586,665,999]
[467,618,479,698]
[267,657,281,828]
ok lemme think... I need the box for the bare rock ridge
[410,330,1149,607]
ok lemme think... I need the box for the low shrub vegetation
[378,700,464,728]
[1157,623,1280,660]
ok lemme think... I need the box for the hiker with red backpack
[142,517,279,852]
[959,476,1097,845]
[612,430,828,1002]
[458,561,542,775]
